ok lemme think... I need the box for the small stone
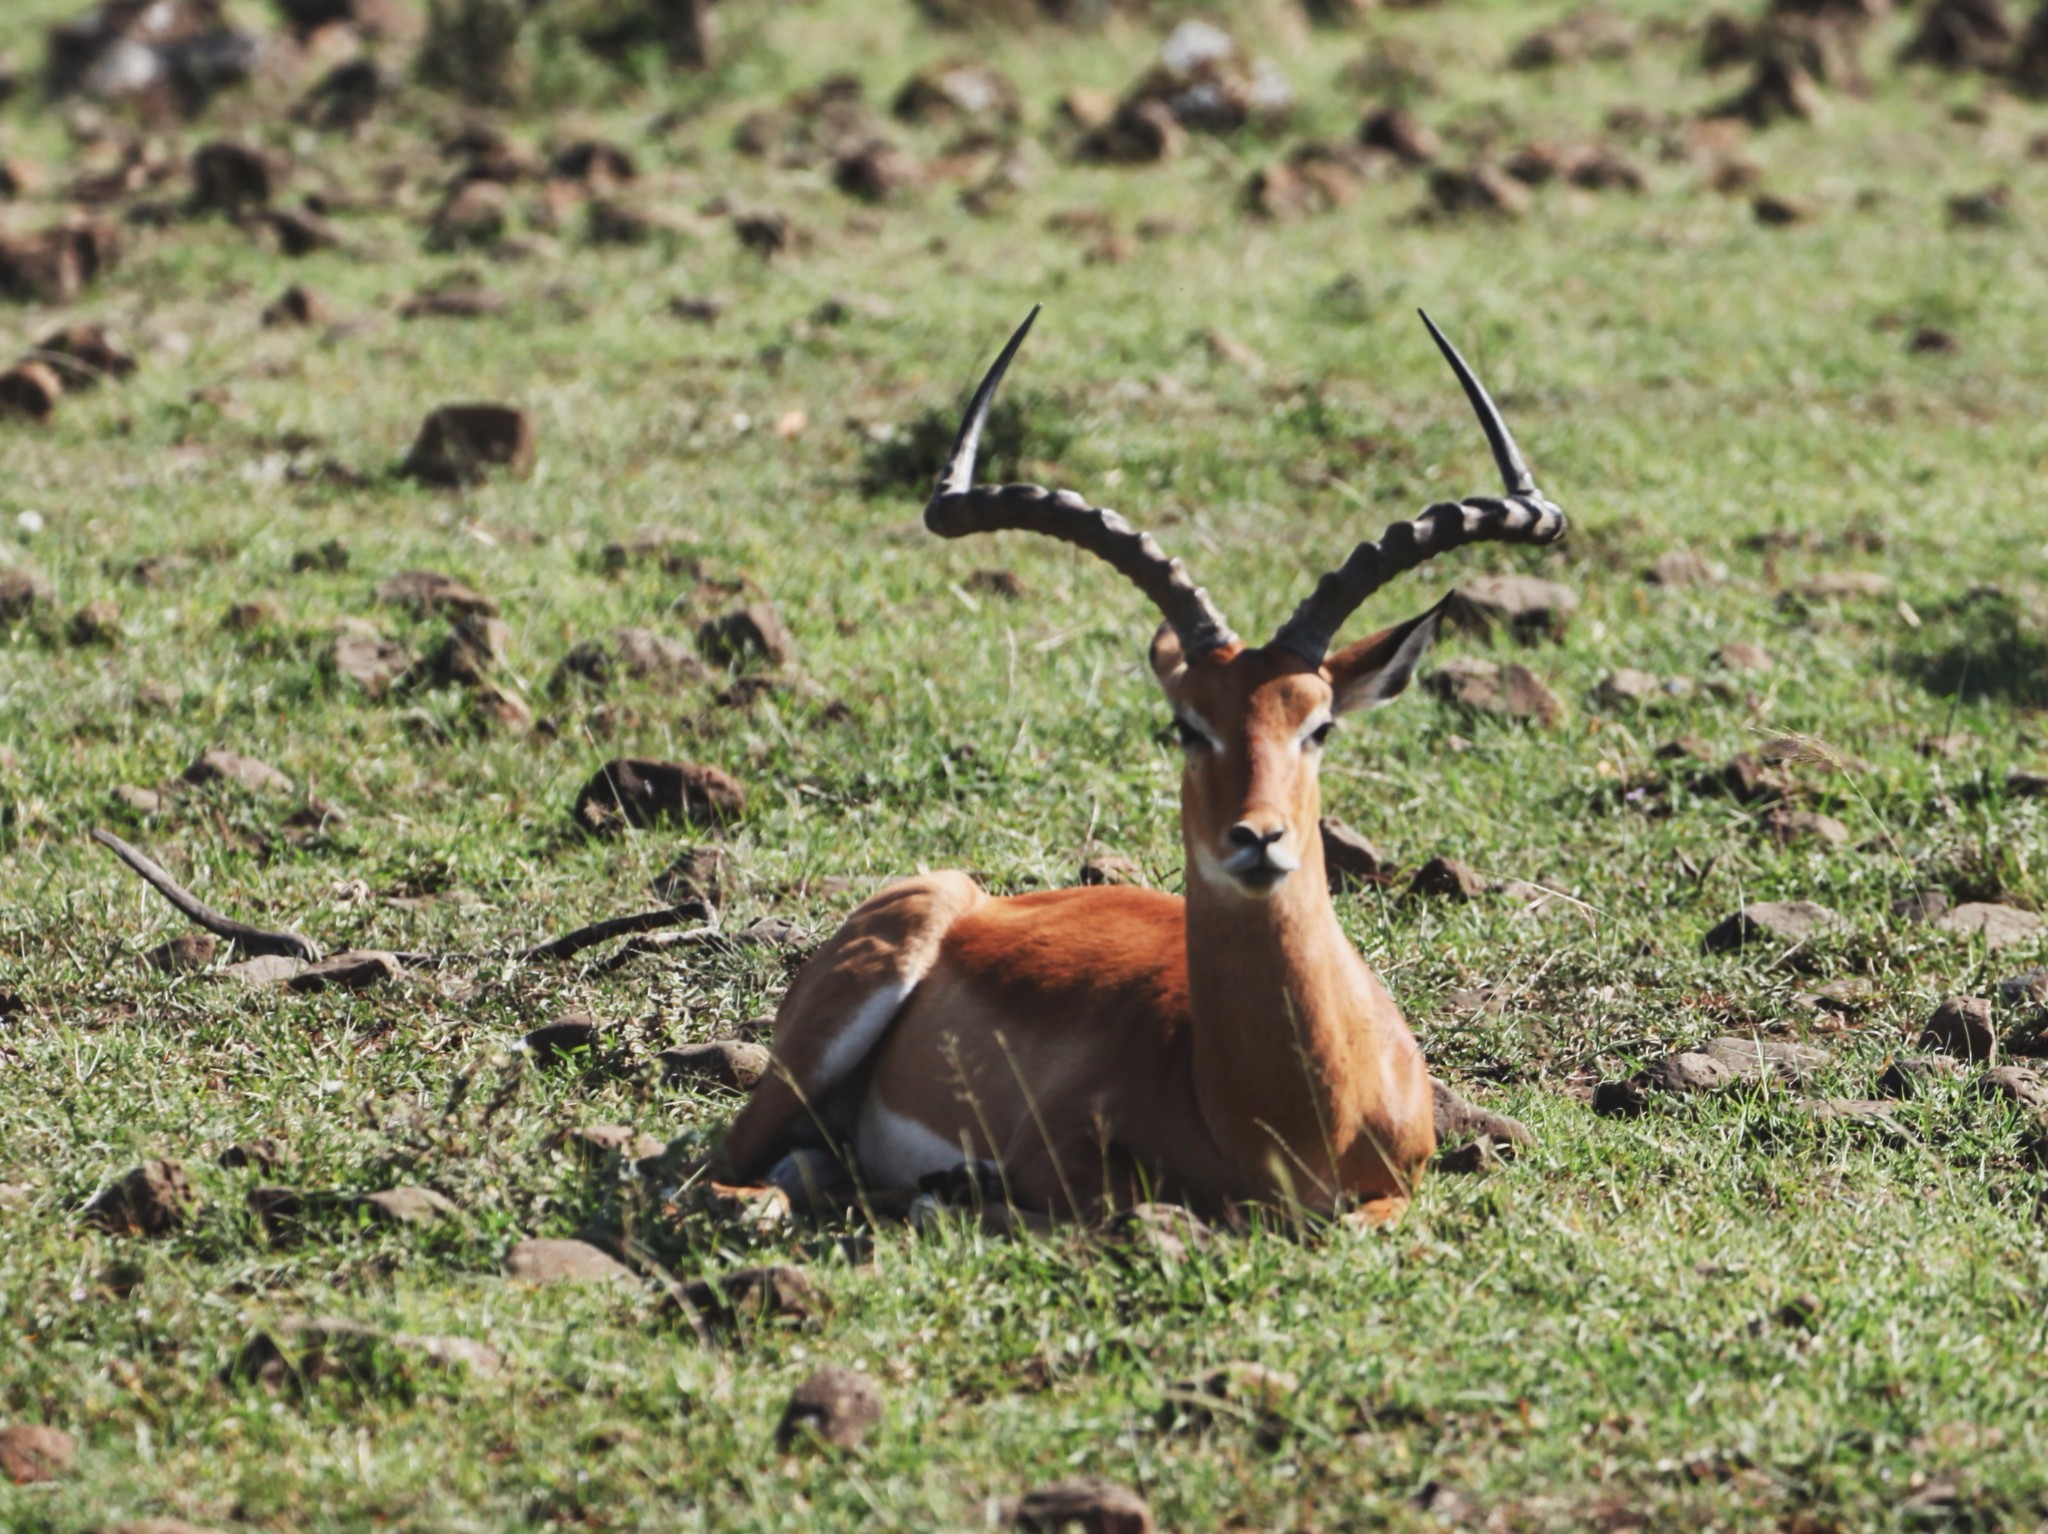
[1760,808,1850,846]
[1637,1052,1736,1093]
[1702,1034,1831,1085]
[1002,1479,1154,1534]
[223,954,304,986]
[393,1333,505,1379]
[520,1016,610,1066]
[1408,856,1488,901]
[552,139,637,187]
[0,361,63,423]
[1645,549,1726,586]
[776,1364,884,1450]
[672,1264,822,1334]
[286,950,404,994]
[0,1424,77,1484]
[833,138,920,203]
[1753,192,1814,225]
[361,1186,458,1225]
[1428,163,1533,218]
[573,758,746,834]
[330,631,412,699]
[1998,968,2048,1010]
[1875,1056,1958,1099]
[1430,1078,1536,1151]
[1798,570,1890,600]
[184,749,293,795]
[1702,901,1842,952]
[222,599,283,632]
[428,180,509,250]
[1321,818,1393,888]
[556,1123,666,1163]
[266,208,341,257]
[1078,99,1185,164]
[83,1160,195,1236]
[1431,519,1525,603]
[262,284,330,327]
[144,933,216,972]
[66,599,121,646]
[1893,889,1951,924]
[191,141,283,213]
[219,1137,289,1171]
[1976,1066,2048,1114]
[652,848,731,905]
[1078,855,1144,887]
[2007,769,2048,798]
[613,626,712,684]
[660,1040,771,1091]
[1425,657,1563,725]
[402,404,535,487]
[375,570,498,616]
[1937,903,2045,951]
[113,784,163,815]
[1359,106,1440,164]
[1714,641,1773,672]
[697,603,793,668]
[506,1237,635,1285]
[1919,996,1998,1062]
[893,61,1020,127]
[34,324,136,390]
[1593,668,1660,709]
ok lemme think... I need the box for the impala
[718,309,1565,1220]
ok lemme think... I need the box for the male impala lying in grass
[719,309,1566,1221]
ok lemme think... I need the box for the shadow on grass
[1890,591,2048,709]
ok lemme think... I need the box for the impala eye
[1307,720,1338,749]
[1172,718,1208,751]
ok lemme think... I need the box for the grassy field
[3,0,2048,1528]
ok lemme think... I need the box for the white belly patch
[855,1095,968,1187]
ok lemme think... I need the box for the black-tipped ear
[1149,620,1185,687]
[1325,597,1447,715]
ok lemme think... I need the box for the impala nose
[1227,823,1284,850]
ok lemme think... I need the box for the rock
[1976,1066,2048,1113]
[1798,570,1890,600]
[573,758,746,834]
[0,361,63,424]
[1753,191,1814,225]
[775,1364,884,1450]
[556,1124,666,1163]
[67,599,122,646]
[1430,1078,1535,1154]
[1408,856,1488,901]
[361,1186,459,1226]
[1760,808,1850,846]
[392,1333,504,1379]
[1808,1099,1906,1135]
[1714,641,1773,672]
[520,1016,610,1065]
[733,210,800,258]
[1001,1479,1154,1534]
[297,57,391,132]
[222,599,283,633]
[1427,163,1534,218]
[0,1423,77,1484]
[1424,658,1562,726]
[35,324,136,390]
[1875,1055,1959,1098]
[262,284,329,327]
[1078,99,1185,164]
[100,1520,229,1534]
[506,1237,635,1285]
[223,954,304,986]
[402,404,535,487]
[552,139,637,187]
[1702,900,1842,952]
[428,179,509,251]
[218,1137,288,1171]
[184,749,292,795]
[2008,769,2048,798]
[191,140,282,213]
[374,570,497,618]
[672,1264,822,1335]
[1919,996,1998,1062]
[45,0,257,122]
[833,138,921,202]
[1098,1203,1214,1264]
[1509,6,1636,67]
[1077,855,1144,887]
[330,631,412,699]
[1701,1034,1831,1084]
[697,603,793,667]
[112,784,164,815]
[1637,1052,1736,1093]
[1159,1361,1298,1432]
[285,950,404,994]
[1117,19,1290,137]
[1646,549,1727,586]
[893,60,1020,126]
[1998,967,2048,1010]
[1901,0,2016,70]
[1446,574,1577,643]
[1937,903,2045,950]
[1320,818,1393,888]
[143,933,216,972]
[0,568,52,619]
[1593,668,1661,709]
[266,208,342,258]
[1359,105,1440,165]
[83,1160,195,1236]
[1693,753,1790,804]
[660,1040,771,1091]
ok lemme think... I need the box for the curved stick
[92,828,324,961]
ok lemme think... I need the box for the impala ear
[1325,598,1447,715]
[1149,620,1186,688]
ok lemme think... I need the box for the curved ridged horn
[924,307,1239,659]
[1269,311,1566,664]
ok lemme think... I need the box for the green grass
[4,0,2048,1527]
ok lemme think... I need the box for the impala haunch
[718,308,1566,1220]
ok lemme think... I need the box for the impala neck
[1181,817,1375,1197]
